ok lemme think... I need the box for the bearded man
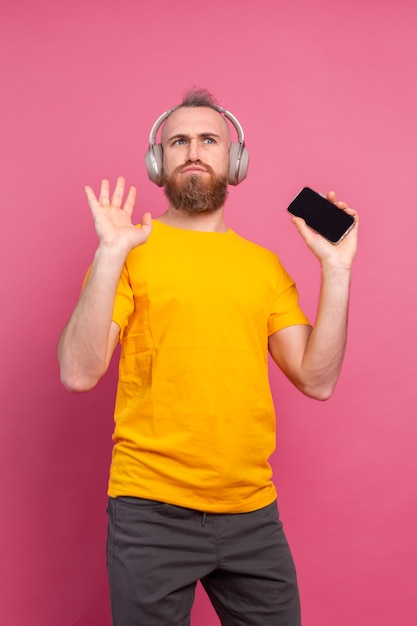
[58,88,358,626]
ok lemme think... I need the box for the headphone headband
[145,103,249,187]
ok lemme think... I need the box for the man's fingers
[327,190,354,216]
[141,212,152,227]
[99,179,110,205]
[291,214,328,246]
[139,212,153,242]
[291,215,308,236]
[327,190,337,204]
[123,185,137,216]
[111,176,125,207]
[85,185,99,209]
[86,178,138,218]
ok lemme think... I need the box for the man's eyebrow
[167,133,187,142]
[166,132,222,142]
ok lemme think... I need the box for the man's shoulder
[230,229,278,262]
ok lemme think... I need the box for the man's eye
[173,139,186,146]
[204,137,215,144]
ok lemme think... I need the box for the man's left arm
[268,191,358,400]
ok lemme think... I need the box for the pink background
[1,0,416,624]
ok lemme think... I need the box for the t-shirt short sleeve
[267,256,310,336]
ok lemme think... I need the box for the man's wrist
[320,261,353,278]
[95,240,130,261]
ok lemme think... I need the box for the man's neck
[156,206,228,232]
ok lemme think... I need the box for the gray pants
[107,497,301,626]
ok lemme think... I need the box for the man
[58,88,358,626]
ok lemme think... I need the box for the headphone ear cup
[228,142,250,185]
[145,144,164,186]
[237,145,250,184]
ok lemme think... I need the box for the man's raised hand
[85,176,152,254]
[291,190,358,271]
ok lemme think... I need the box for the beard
[163,164,228,215]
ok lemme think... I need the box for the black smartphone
[287,187,355,244]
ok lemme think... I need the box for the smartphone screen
[287,187,355,244]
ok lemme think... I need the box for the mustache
[172,161,215,176]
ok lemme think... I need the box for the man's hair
[180,87,219,109]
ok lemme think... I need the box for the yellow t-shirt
[109,220,309,513]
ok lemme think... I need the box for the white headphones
[144,104,250,187]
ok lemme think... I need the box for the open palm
[85,176,152,253]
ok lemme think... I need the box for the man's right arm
[58,177,152,392]
[58,245,128,392]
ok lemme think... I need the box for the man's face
[161,106,230,213]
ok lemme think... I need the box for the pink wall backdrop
[1,0,416,624]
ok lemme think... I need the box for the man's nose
[187,139,200,162]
